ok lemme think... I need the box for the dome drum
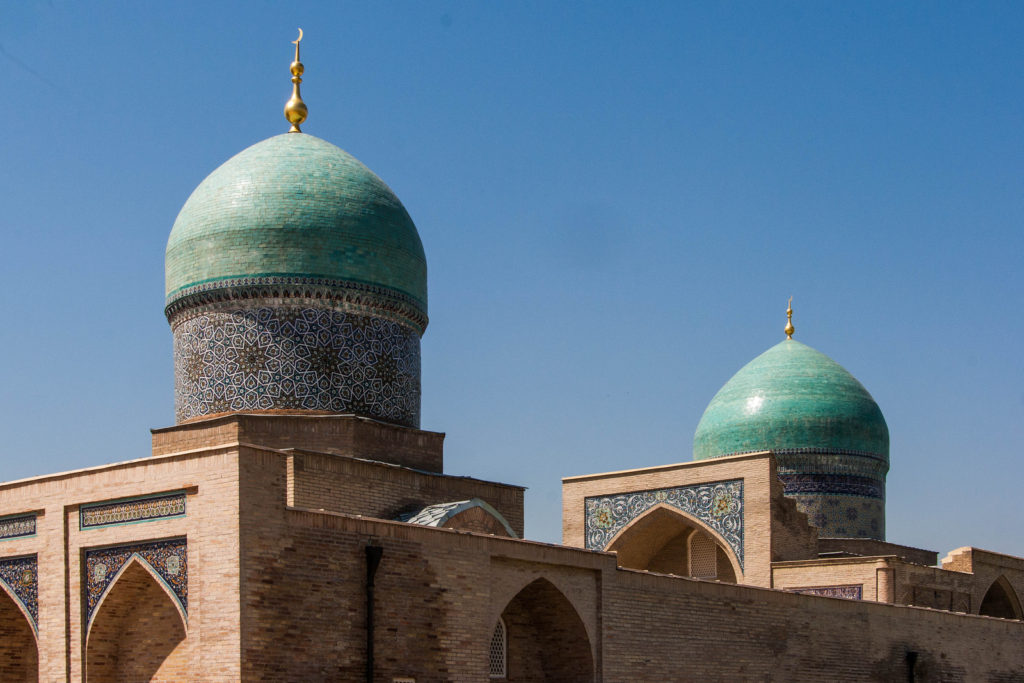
[172,303,421,427]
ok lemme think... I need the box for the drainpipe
[366,545,384,683]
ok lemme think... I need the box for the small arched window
[488,616,507,678]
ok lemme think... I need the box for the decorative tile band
[80,492,186,530]
[165,276,428,334]
[85,538,187,629]
[774,451,889,478]
[789,584,863,600]
[0,556,37,630]
[585,479,744,569]
[0,514,36,541]
[172,305,421,427]
[778,473,883,499]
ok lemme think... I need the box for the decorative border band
[0,514,36,541]
[81,492,186,530]
[0,555,37,631]
[789,584,863,600]
[165,276,428,333]
[85,538,187,629]
[584,479,744,569]
[778,473,884,499]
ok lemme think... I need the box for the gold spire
[784,296,795,339]
[284,28,308,133]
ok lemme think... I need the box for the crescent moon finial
[285,28,308,132]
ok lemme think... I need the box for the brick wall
[153,414,445,472]
[238,506,1024,681]
[287,449,524,537]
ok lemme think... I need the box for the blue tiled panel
[81,492,186,529]
[585,480,744,569]
[0,514,35,541]
[84,538,187,628]
[789,584,863,600]
[0,555,37,630]
[173,305,421,427]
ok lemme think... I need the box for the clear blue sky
[2,1,1022,556]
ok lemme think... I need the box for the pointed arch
[496,578,593,682]
[85,557,190,682]
[86,554,186,639]
[0,580,38,681]
[605,503,742,581]
[979,575,1023,620]
[0,571,37,637]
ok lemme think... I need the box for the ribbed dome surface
[165,133,426,312]
[693,340,889,461]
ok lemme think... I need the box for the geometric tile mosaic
[80,491,186,530]
[789,584,863,600]
[585,479,744,569]
[173,305,421,427]
[0,514,36,541]
[0,555,38,631]
[84,538,187,629]
[787,493,885,540]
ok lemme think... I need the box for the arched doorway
[606,505,739,582]
[494,578,593,682]
[85,559,188,682]
[0,582,37,682]
[979,575,1022,620]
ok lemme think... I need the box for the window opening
[488,616,507,678]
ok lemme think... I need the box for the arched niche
[496,578,593,682]
[0,580,37,682]
[85,558,189,682]
[606,504,740,582]
[979,575,1023,620]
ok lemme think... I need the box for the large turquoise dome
[164,132,428,428]
[693,340,888,461]
[165,133,427,318]
[693,339,890,539]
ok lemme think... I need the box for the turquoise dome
[165,133,426,314]
[693,340,889,462]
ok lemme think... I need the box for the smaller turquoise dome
[165,133,426,315]
[693,340,889,462]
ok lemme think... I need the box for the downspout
[366,545,384,683]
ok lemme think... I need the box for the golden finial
[784,296,795,339]
[284,28,308,133]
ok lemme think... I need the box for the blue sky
[2,1,1022,555]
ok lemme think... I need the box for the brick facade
[0,416,1020,680]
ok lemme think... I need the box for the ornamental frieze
[585,479,744,569]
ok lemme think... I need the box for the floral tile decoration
[585,479,744,569]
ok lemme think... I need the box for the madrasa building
[0,37,1022,682]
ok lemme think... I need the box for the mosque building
[0,35,1021,682]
